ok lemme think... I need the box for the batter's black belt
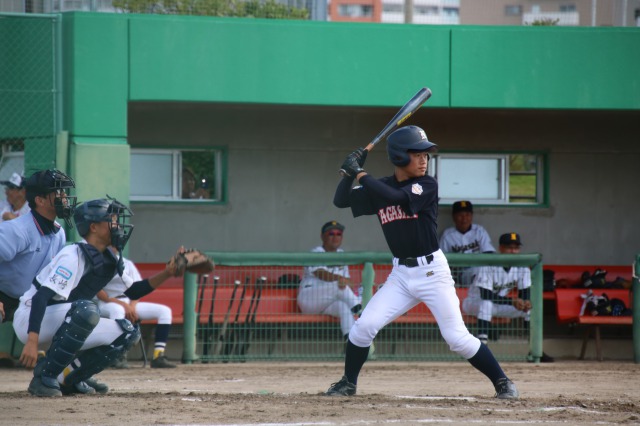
[396,254,434,268]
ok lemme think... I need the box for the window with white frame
[429,153,544,205]
[130,148,224,202]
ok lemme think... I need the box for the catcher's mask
[74,195,134,253]
[25,169,77,227]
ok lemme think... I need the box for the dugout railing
[179,251,545,364]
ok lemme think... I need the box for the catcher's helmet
[387,126,438,167]
[25,169,77,227]
[74,196,134,252]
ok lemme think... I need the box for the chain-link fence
[178,252,542,363]
[0,13,59,202]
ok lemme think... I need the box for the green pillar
[529,260,543,363]
[182,272,198,364]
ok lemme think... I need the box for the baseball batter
[96,250,179,368]
[14,197,179,397]
[325,125,518,399]
[462,233,531,344]
[297,221,361,338]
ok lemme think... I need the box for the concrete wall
[127,103,640,265]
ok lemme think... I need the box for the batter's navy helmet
[387,126,437,167]
[74,196,134,251]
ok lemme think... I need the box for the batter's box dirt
[1,361,638,425]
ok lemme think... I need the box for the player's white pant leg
[322,300,355,336]
[135,302,172,324]
[298,282,342,314]
[478,299,494,322]
[335,286,360,308]
[413,250,480,359]
[81,318,130,350]
[13,303,70,348]
[349,268,418,347]
[97,301,126,320]
[492,303,528,320]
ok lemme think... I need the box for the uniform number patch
[55,266,73,280]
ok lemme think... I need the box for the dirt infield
[1,360,639,425]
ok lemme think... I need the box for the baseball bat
[202,275,218,362]
[196,274,209,348]
[225,276,249,361]
[339,87,432,177]
[213,278,238,357]
[240,276,266,359]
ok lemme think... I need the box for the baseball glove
[167,248,215,276]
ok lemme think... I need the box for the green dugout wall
[1,12,639,259]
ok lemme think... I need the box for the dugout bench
[554,288,633,361]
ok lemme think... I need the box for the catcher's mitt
[167,249,215,276]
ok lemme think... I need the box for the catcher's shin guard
[64,319,140,386]
[38,300,100,381]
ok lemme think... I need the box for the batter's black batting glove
[340,154,365,178]
[350,147,368,167]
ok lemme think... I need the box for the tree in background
[113,0,309,19]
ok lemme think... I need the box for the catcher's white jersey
[101,258,141,298]
[439,224,495,254]
[13,244,125,350]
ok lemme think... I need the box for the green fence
[0,13,61,181]
[180,252,543,364]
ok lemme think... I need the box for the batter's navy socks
[344,340,369,385]
[494,378,519,399]
[467,342,506,385]
[325,376,357,396]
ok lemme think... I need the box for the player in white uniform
[96,250,179,368]
[1,172,30,222]
[325,126,518,399]
[297,221,361,338]
[14,197,180,397]
[439,200,495,285]
[462,233,531,344]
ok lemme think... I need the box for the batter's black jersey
[347,174,439,259]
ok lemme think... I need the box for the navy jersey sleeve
[399,175,438,215]
[348,186,377,217]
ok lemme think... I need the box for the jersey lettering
[378,205,418,225]
[449,241,480,253]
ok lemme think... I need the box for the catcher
[96,247,214,368]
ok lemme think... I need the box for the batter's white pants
[349,249,481,360]
[462,297,530,322]
[97,299,172,325]
[13,303,125,350]
[297,282,360,336]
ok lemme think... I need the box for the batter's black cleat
[325,376,356,396]
[494,378,519,400]
[28,376,62,397]
[85,377,109,394]
[60,381,96,396]
[151,355,177,368]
